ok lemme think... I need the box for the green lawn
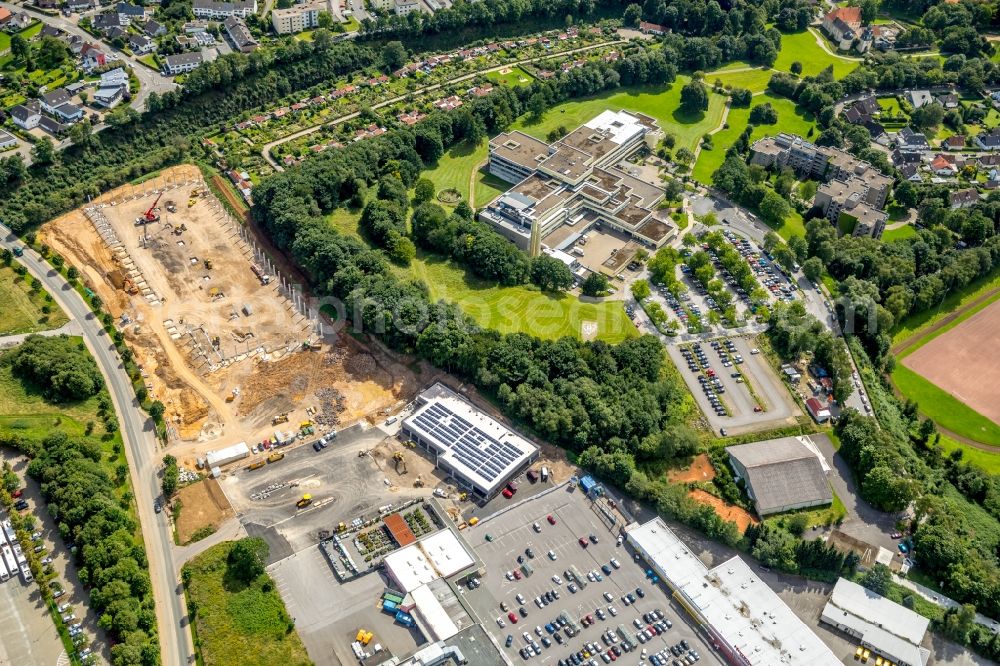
[938,433,1000,474]
[709,68,774,94]
[183,541,311,666]
[0,33,9,54]
[0,266,69,336]
[773,29,860,79]
[882,224,917,242]
[486,66,535,87]
[137,54,160,70]
[398,253,639,342]
[420,141,518,208]
[985,108,1000,130]
[512,79,727,154]
[892,363,1000,447]
[692,93,816,184]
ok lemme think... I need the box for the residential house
[38,116,68,136]
[39,25,63,38]
[863,120,885,139]
[93,85,125,108]
[871,24,898,50]
[65,0,96,11]
[182,20,210,33]
[105,26,127,41]
[10,102,41,130]
[980,154,1000,168]
[907,89,933,109]
[930,154,958,176]
[39,89,71,115]
[949,189,979,209]
[806,397,831,423]
[92,12,124,33]
[896,127,929,150]
[0,130,16,151]
[975,129,1000,151]
[193,31,215,46]
[898,163,921,182]
[891,148,922,166]
[129,34,155,53]
[270,0,326,35]
[52,103,83,123]
[942,135,965,150]
[843,104,870,125]
[821,6,863,51]
[80,43,107,71]
[162,51,203,75]
[141,19,166,36]
[937,93,959,109]
[639,21,667,35]
[115,2,145,23]
[34,0,59,10]
[223,16,257,52]
[191,0,256,19]
[855,95,880,115]
[63,35,85,56]
[2,12,32,32]
[100,67,130,91]
[0,8,11,27]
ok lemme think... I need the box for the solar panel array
[410,401,528,484]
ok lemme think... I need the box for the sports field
[398,254,638,342]
[513,79,727,154]
[486,66,535,87]
[895,298,1000,446]
[891,268,1000,344]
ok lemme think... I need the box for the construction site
[38,165,419,465]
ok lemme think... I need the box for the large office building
[627,517,842,666]
[821,578,931,666]
[725,435,832,516]
[481,110,676,254]
[401,383,538,500]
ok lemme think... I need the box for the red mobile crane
[135,193,163,226]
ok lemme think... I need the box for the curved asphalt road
[0,224,194,666]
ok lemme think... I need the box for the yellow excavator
[393,451,407,474]
[296,494,313,509]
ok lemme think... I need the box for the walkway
[0,319,82,349]
[171,516,246,574]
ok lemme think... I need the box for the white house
[10,103,41,130]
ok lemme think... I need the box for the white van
[540,466,549,482]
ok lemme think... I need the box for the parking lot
[219,423,436,564]
[465,485,724,666]
[666,335,800,435]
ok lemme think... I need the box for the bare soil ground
[902,300,1000,425]
[667,453,716,484]
[40,165,423,467]
[174,477,233,544]
[687,489,757,532]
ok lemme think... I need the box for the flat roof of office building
[627,517,841,666]
[383,528,476,593]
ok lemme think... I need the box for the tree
[317,10,334,28]
[894,180,918,208]
[859,563,892,595]
[227,537,269,583]
[530,255,574,292]
[623,3,642,27]
[858,0,879,24]
[413,178,435,203]
[581,272,609,296]
[528,93,547,121]
[788,235,808,264]
[35,36,70,69]
[631,279,651,300]
[381,41,407,72]
[674,147,694,165]
[910,103,944,130]
[149,400,165,421]
[749,103,778,125]
[161,455,179,497]
[69,119,93,148]
[31,138,55,166]
[679,80,709,115]
[759,190,791,227]
[790,61,802,75]
[730,88,752,107]
[10,34,29,62]
[802,257,824,283]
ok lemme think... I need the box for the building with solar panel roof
[402,383,539,500]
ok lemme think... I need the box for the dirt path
[807,26,864,62]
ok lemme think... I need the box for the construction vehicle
[336,522,348,533]
[250,263,271,285]
[165,201,177,213]
[393,452,407,474]
[248,460,265,471]
[267,452,285,463]
[355,630,374,646]
[188,198,196,208]
[272,414,289,426]
[135,193,163,226]
[225,388,239,403]
[296,494,313,509]
[300,420,313,429]
[459,492,468,501]
[173,223,187,236]
[204,259,213,270]
[413,475,424,488]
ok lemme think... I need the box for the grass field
[692,94,815,184]
[890,267,1000,344]
[0,266,69,336]
[398,253,638,342]
[419,141,509,208]
[486,66,535,87]
[882,224,917,242]
[709,68,774,94]
[773,29,860,79]
[938,433,1000,474]
[183,541,310,666]
[892,363,1000,447]
[512,79,726,154]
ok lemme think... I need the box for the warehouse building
[821,578,930,666]
[627,517,842,666]
[402,383,538,500]
[725,435,832,516]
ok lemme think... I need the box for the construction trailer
[205,441,250,467]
